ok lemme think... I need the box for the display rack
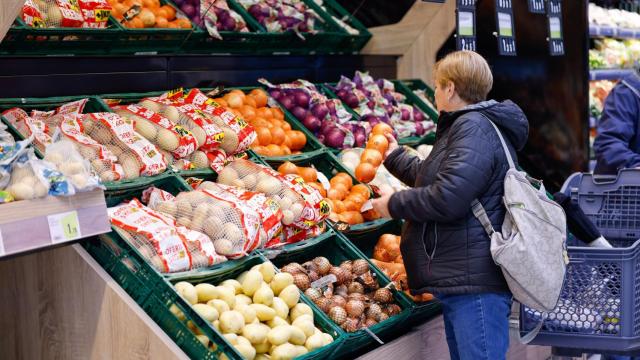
[589,24,640,39]
[0,189,110,259]
[589,68,634,81]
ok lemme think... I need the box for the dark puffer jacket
[384,100,529,295]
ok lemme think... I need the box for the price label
[458,11,475,36]
[47,211,81,243]
[549,17,562,39]
[498,12,513,37]
[547,0,564,56]
[528,0,545,13]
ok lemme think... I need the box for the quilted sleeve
[382,147,423,187]
[388,116,496,222]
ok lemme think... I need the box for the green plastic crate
[344,219,442,327]
[166,254,347,360]
[270,231,414,355]
[306,0,371,53]
[0,21,25,54]
[11,17,120,55]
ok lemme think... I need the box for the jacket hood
[474,100,529,151]
[439,99,529,151]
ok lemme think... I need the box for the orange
[112,3,127,19]
[123,0,143,7]
[243,96,257,108]
[161,5,176,20]
[167,21,180,28]
[350,184,371,200]
[332,200,346,213]
[250,89,268,107]
[124,17,144,28]
[251,117,269,128]
[331,182,349,196]
[266,144,282,156]
[281,121,291,131]
[175,18,191,29]
[256,127,272,146]
[142,0,160,9]
[240,105,256,120]
[280,145,291,155]
[270,127,285,145]
[271,107,284,120]
[256,107,273,119]
[154,7,169,19]
[214,98,228,107]
[282,134,293,149]
[297,167,318,183]
[155,16,168,28]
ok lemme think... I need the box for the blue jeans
[436,292,513,360]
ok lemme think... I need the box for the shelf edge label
[47,210,82,244]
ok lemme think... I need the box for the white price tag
[47,210,81,244]
[458,11,474,36]
[498,12,513,37]
[549,17,562,39]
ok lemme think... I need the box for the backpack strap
[478,113,516,169]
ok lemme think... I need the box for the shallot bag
[81,112,167,179]
[217,158,330,229]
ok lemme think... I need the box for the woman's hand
[371,185,395,218]
[384,133,399,159]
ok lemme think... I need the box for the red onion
[337,89,347,100]
[181,4,196,18]
[294,92,310,108]
[364,115,381,127]
[221,16,236,30]
[320,121,336,137]
[317,134,325,144]
[401,108,410,121]
[303,114,321,132]
[270,89,282,100]
[345,94,359,108]
[415,122,425,136]
[292,106,307,120]
[414,108,425,122]
[326,128,346,148]
[310,103,329,119]
[367,100,375,110]
[353,126,366,147]
[280,96,294,111]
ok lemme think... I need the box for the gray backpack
[472,117,568,342]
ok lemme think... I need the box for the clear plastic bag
[6,148,75,200]
[44,139,103,192]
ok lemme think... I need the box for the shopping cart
[520,169,640,357]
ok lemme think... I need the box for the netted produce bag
[28,98,89,138]
[109,199,218,273]
[111,104,198,159]
[44,139,103,192]
[0,123,15,146]
[25,0,84,28]
[144,187,264,259]
[260,78,355,149]
[138,96,225,152]
[277,222,326,247]
[78,0,111,28]
[181,88,257,155]
[6,148,75,201]
[59,114,124,182]
[217,158,330,229]
[2,108,53,152]
[81,112,167,179]
[197,181,283,245]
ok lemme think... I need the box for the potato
[267,316,289,329]
[289,325,307,346]
[271,297,289,320]
[290,303,313,322]
[253,284,274,306]
[250,304,276,321]
[271,343,297,360]
[216,286,236,308]
[196,335,210,347]
[223,333,238,345]
[236,304,257,324]
[305,333,325,351]
[236,336,252,348]
[187,321,203,335]
[220,279,243,295]
[235,294,253,308]
[235,344,256,360]
[270,273,294,296]
[322,333,333,346]
[278,285,300,308]
[255,354,270,360]
[254,340,270,354]
[212,320,220,331]
[267,325,292,346]
[169,304,186,321]
[175,282,198,305]
[195,283,219,303]
[292,318,315,338]
[259,262,276,283]
[295,345,308,356]
[219,310,244,334]
[207,299,230,315]
[242,270,264,296]
[242,323,269,345]
[192,304,219,322]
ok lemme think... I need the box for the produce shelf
[589,24,640,39]
[0,189,110,259]
[589,69,635,81]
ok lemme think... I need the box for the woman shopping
[372,50,529,360]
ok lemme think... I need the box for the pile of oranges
[354,123,393,184]
[276,161,378,226]
[214,89,307,157]
[108,0,191,29]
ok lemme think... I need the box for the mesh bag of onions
[217,158,330,230]
[109,199,224,273]
[111,104,199,159]
[145,186,265,259]
[182,88,257,155]
[59,114,125,182]
[2,108,53,152]
[240,0,317,34]
[44,139,103,192]
[138,96,224,152]
[81,113,167,179]
[194,0,249,39]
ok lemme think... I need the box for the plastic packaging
[2,108,53,151]
[44,139,103,192]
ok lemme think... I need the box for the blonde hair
[434,50,493,104]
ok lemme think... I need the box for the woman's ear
[445,80,455,100]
